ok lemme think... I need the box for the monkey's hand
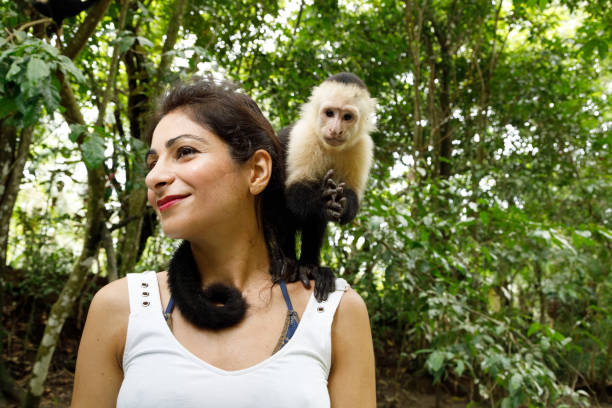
[322,169,346,222]
[294,264,336,302]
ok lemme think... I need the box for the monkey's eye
[343,113,353,121]
[325,110,334,117]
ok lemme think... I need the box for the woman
[71,78,375,407]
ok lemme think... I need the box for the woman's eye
[147,160,157,171]
[177,146,196,158]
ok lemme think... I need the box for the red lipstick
[157,194,189,211]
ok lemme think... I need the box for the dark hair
[147,77,286,278]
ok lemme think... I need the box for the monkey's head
[306,73,376,151]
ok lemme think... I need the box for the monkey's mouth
[324,137,345,147]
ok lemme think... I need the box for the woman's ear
[248,149,273,195]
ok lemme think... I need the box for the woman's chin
[161,225,187,240]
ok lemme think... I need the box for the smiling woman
[70,77,376,408]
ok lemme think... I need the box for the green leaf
[136,36,154,47]
[0,98,18,118]
[57,55,85,83]
[69,124,87,143]
[7,59,22,79]
[527,322,541,337]
[455,360,465,376]
[597,40,608,59]
[81,133,106,169]
[509,373,522,394]
[479,211,490,226]
[119,36,136,54]
[426,351,445,372]
[26,57,50,82]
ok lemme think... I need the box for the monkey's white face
[317,103,360,148]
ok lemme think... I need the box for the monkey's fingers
[325,210,342,222]
[322,185,337,201]
[313,266,336,302]
[325,177,337,192]
[325,201,343,221]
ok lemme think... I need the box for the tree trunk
[23,165,105,408]
[0,125,33,268]
[116,188,147,276]
[154,0,189,91]
[404,0,425,158]
[115,0,189,277]
[0,124,33,403]
[63,0,113,60]
[601,330,612,401]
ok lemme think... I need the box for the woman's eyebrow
[165,134,209,149]
[145,134,209,161]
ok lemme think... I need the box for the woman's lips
[157,195,189,211]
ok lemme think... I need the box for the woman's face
[145,109,252,240]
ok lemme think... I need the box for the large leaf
[26,57,50,82]
[81,133,106,169]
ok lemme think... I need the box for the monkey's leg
[299,219,327,266]
[299,221,337,301]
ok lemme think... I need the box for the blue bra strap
[279,279,294,312]
[278,279,299,345]
[164,297,174,321]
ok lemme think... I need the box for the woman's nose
[145,163,175,191]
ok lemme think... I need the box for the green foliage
[0,29,84,128]
[8,208,73,301]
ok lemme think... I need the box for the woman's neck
[188,229,271,291]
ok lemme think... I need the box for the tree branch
[154,0,189,94]
[95,0,131,128]
[63,0,113,60]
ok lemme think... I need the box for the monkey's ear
[247,149,272,195]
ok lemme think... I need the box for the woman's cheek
[147,189,158,211]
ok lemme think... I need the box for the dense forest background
[0,0,610,406]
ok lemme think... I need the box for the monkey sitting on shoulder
[278,72,376,301]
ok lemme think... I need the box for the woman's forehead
[151,111,210,147]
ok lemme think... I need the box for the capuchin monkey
[278,72,376,300]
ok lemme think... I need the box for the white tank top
[116,271,349,408]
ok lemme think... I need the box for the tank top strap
[315,277,349,316]
[126,271,163,316]
[295,277,350,373]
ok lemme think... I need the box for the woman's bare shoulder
[90,276,130,317]
[335,287,369,325]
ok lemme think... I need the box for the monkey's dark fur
[168,240,247,330]
[278,168,359,264]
